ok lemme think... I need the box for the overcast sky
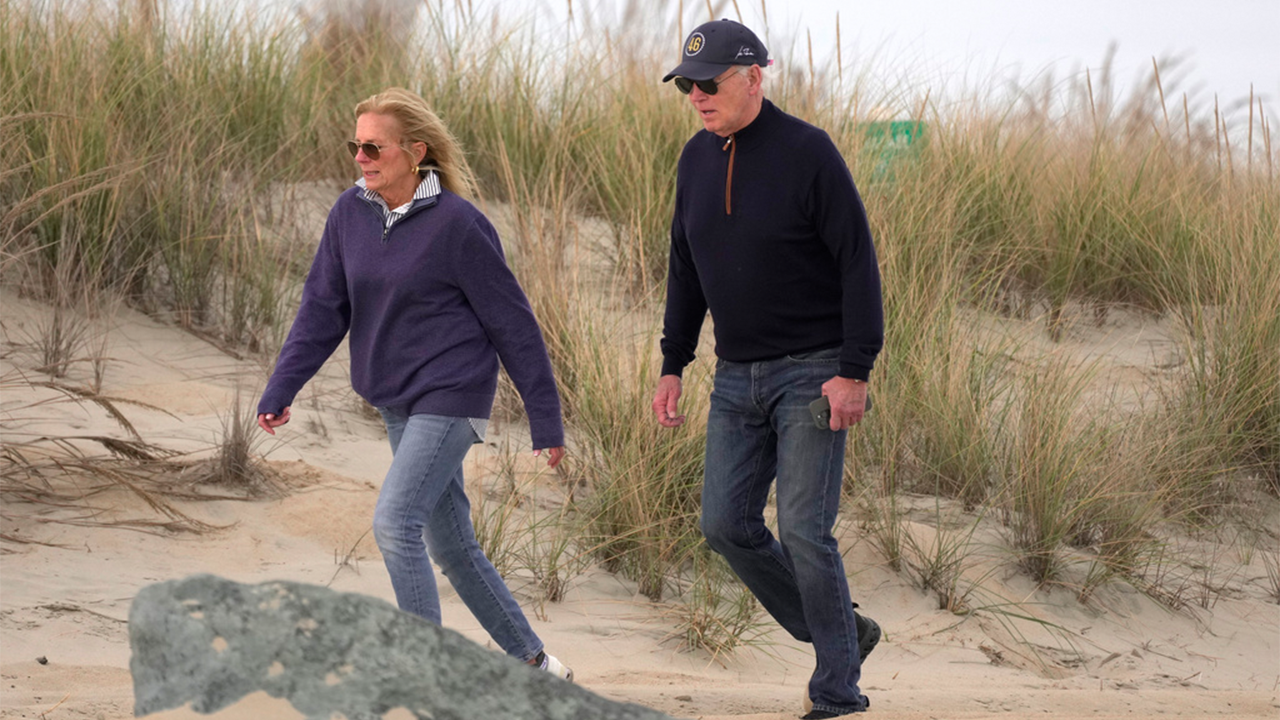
[766,0,1277,112]
[516,0,1278,119]
[267,0,1276,121]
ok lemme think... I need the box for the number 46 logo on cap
[685,32,705,56]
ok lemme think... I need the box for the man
[651,19,884,719]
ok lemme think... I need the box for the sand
[2,288,1277,720]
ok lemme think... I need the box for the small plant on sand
[0,366,214,536]
[549,308,711,601]
[901,498,989,613]
[1261,544,1280,604]
[996,358,1121,585]
[197,389,278,495]
[662,548,767,661]
[517,498,589,620]
[31,304,90,379]
[470,438,529,579]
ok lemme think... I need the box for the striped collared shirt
[354,170,489,443]
[356,170,443,230]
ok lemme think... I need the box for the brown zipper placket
[723,133,736,215]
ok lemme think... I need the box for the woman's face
[352,113,425,206]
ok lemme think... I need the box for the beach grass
[3,0,1277,655]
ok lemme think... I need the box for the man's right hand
[652,374,686,428]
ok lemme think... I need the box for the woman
[257,87,572,680]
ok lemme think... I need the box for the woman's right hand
[257,407,292,435]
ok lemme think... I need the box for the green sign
[861,121,925,182]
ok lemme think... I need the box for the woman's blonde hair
[355,88,478,200]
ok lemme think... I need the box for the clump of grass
[853,421,910,574]
[996,358,1120,584]
[13,250,103,380]
[909,339,1013,509]
[521,507,584,612]
[0,368,218,536]
[900,497,989,613]
[662,548,767,660]
[2,1,329,355]
[1065,430,1174,604]
[515,492,590,620]
[196,389,278,495]
[470,438,529,580]
[1165,193,1280,499]
[1261,544,1280,604]
[32,303,90,379]
[568,324,709,601]
[470,439,588,617]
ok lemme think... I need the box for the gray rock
[129,574,678,720]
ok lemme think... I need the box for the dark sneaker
[800,694,870,718]
[853,608,881,663]
[803,607,880,716]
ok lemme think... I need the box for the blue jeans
[372,409,542,662]
[701,349,868,715]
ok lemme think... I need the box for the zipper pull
[723,133,736,215]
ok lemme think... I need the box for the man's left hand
[821,376,868,431]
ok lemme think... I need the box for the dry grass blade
[0,530,71,549]
[1261,546,1280,604]
[32,380,177,438]
[64,435,175,461]
[49,457,192,520]
[327,528,372,588]
[29,514,221,536]
[1,456,225,537]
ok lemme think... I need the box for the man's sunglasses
[347,141,398,160]
[673,69,743,95]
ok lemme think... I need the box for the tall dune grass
[4,0,1278,651]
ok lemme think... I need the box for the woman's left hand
[533,446,566,468]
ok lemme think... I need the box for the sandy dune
[2,289,1277,720]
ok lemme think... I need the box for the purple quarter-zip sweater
[258,185,564,449]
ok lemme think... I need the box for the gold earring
[411,165,420,175]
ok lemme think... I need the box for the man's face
[687,65,756,137]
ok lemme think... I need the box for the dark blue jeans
[701,349,867,715]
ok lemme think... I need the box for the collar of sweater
[711,98,782,151]
[356,169,442,215]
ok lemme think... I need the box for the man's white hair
[744,62,773,87]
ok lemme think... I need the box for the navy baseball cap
[662,19,770,83]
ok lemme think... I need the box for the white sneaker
[539,652,574,682]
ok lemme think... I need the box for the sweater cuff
[660,356,686,379]
[257,389,295,417]
[529,415,565,450]
[838,364,872,382]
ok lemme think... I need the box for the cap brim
[662,59,735,83]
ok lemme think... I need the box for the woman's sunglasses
[673,69,743,96]
[347,141,397,160]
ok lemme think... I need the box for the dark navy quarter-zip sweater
[258,185,564,449]
[660,99,884,381]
